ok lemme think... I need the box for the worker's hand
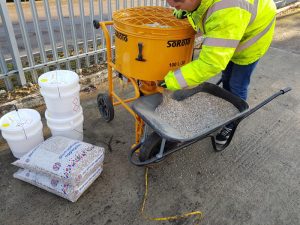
[173,9,188,19]
[157,80,167,88]
[156,80,167,93]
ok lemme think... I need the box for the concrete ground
[1,8,300,225]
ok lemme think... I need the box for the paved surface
[0,10,300,225]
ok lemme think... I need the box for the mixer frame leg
[97,21,153,145]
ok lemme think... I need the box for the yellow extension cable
[141,167,203,224]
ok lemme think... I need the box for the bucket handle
[13,104,28,140]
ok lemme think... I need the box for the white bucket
[38,70,81,117]
[45,107,84,141]
[0,109,44,158]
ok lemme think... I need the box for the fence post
[0,51,13,91]
[15,0,38,83]
[0,0,26,86]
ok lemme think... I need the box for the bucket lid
[0,109,41,132]
[38,70,79,88]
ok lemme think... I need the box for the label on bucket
[15,119,33,128]
[40,78,48,83]
[4,114,33,129]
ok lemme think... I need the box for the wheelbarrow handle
[242,86,292,119]
[280,87,292,94]
[209,86,293,132]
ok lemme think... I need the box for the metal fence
[0,0,297,91]
[0,0,168,90]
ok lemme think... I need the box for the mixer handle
[136,43,146,62]
[93,20,100,29]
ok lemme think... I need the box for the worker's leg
[228,60,259,100]
[216,60,259,145]
[221,60,259,100]
[221,61,234,92]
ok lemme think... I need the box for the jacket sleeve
[164,8,251,90]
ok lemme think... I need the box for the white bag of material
[14,167,103,202]
[12,136,105,186]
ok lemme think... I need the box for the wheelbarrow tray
[131,82,249,142]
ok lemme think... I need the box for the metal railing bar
[68,0,81,69]
[56,0,70,69]
[131,0,134,7]
[90,0,98,64]
[29,0,48,73]
[116,0,120,10]
[107,0,114,59]
[98,0,106,61]
[43,0,60,69]
[79,0,89,67]
[15,0,38,83]
[0,1,26,86]
[0,52,7,74]
[0,50,13,90]
[107,0,112,21]
[124,0,127,9]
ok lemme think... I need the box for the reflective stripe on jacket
[165,0,276,90]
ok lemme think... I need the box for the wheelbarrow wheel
[97,93,114,122]
[139,132,177,162]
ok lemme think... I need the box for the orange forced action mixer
[93,6,196,144]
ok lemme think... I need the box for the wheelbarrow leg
[156,138,166,159]
[141,124,150,143]
[216,77,222,86]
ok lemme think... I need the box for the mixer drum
[113,6,196,81]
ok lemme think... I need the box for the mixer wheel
[97,93,114,122]
[139,132,177,162]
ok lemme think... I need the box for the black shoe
[215,126,233,145]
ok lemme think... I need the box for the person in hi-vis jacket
[161,0,276,145]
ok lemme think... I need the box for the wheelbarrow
[129,82,291,166]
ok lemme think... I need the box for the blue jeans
[222,60,259,100]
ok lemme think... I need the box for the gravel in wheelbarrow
[156,91,240,139]
[131,82,249,142]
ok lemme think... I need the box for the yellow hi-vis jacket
[164,0,276,90]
